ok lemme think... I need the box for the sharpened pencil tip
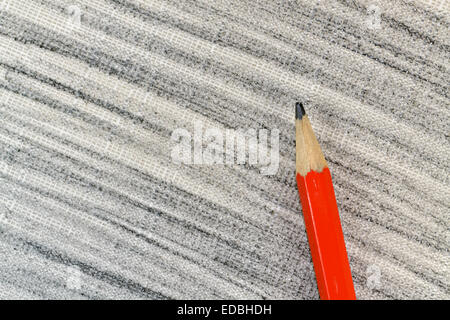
[295,102,306,120]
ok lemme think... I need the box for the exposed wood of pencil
[295,102,356,300]
[295,105,328,176]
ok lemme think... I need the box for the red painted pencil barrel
[296,168,356,300]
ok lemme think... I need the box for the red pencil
[295,102,356,300]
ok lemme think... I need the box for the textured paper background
[0,0,448,299]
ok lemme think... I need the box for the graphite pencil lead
[295,102,306,120]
